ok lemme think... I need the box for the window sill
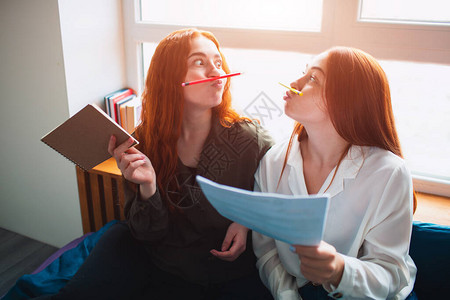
[413,192,450,226]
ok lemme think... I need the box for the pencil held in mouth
[181,72,242,87]
[278,82,303,96]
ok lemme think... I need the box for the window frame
[122,0,450,197]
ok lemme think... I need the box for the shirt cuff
[137,186,163,208]
[323,255,354,299]
[278,289,301,300]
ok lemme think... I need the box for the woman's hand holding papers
[210,222,249,262]
[108,136,157,199]
[292,241,345,287]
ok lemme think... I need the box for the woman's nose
[291,76,304,91]
[290,79,300,90]
[208,62,222,77]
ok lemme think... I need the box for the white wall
[0,0,126,247]
[59,0,126,115]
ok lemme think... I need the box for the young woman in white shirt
[253,47,417,300]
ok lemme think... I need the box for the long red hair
[134,28,242,204]
[281,47,416,211]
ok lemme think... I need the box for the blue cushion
[409,221,450,299]
[2,220,118,300]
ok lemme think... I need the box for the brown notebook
[41,104,139,170]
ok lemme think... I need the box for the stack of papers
[196,176,329,246]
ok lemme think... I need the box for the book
[41,104,139,170]
[104,88,128,117]
[116,94,136,128]
[196,176,330,245]
[119,102,128,130]
[125,97,142,133]
[104,88,134,123]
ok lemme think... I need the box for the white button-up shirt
[253,139,417,300]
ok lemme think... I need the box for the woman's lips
[212,79,224,88]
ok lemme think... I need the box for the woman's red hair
[281,47,416,211]
[134,28,242,206]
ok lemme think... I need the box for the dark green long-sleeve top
[123,117,273,286]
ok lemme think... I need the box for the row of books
[104,88,142,134]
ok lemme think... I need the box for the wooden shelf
[414,192,450,226]
[91,156,121,177]
[76,157,125,233]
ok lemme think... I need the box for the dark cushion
[409,221,450,299]
[2,220,118,300]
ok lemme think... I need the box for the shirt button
[331,292,343,298]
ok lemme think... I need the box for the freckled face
[283,52,330,126]
[183,36,226,111]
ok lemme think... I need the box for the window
[360,0,450,24]
[124,0,450,197]
[140,0,323,32]
[380,60,450,181]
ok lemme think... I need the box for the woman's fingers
[293,241,345,286]
[118,152,145,171]
[109,136,136,160]
[107,135,117,156]
[122,158,146,178]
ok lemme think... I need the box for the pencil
[181,72,242,87]
[278,82,303,96]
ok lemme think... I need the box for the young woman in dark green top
[36,28,273,300]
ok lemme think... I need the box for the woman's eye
[215,61,222,68]
[194,59,203,66]
[309,75,316,82]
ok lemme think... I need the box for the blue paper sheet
[196,176,329,246]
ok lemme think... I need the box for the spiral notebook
[41,104,138,170]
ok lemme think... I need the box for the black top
[123,117,274,286]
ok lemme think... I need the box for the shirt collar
[320,145,366,197]
[287,139,367,197]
